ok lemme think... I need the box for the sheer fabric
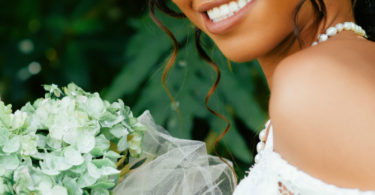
[234,120,375,195]
[114,111,236,195]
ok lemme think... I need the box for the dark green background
[0,0,270,178]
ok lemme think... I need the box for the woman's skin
[172,0,375,191]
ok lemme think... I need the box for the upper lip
[195,0,234,12]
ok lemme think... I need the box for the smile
[200,0,255,34]
[207,0,252,23]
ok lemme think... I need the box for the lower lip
[202,1,255,35]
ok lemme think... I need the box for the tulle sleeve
[113,110,236,195]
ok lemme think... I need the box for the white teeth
[213,8,220,19]
[206,0,252,23]
[229,1,239,13]
[238,0,247,8]
[220,4,230,16]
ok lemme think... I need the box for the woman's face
[172,0,313,62]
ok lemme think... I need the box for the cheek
[212,20,294,62]
[205,0,300,62]
[172,0,205,30]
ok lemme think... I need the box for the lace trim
[236,119,375,195]
[262,140,375,195]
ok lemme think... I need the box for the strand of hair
[195,28,238,184]
[149,0,182,118]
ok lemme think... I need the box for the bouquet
[0,83,236,195]
[0,83,146,194]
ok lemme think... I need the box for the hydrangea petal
[64,147,84,166]
[104,151,121,160]
[63,177,83,195]
[10,110,28,130]
[53,156,72,171]
[46,135,62,150]
[51,185,68,195]
[87,162,101,179]
[91,189,110,195]
[0,154,19,170]
[37,180,53,194]
[36,134,46,148]
[84,93,105,119]
[77,171,97,188]
[90,135,110,157]
[109,124,128,138]
[0,101,12,128]
[21,134,38,155]
[3,136,20,153]
[99,166,120,176]
[62,128,78,145]
[117,135,128,152]
[91,158,115,168]
[13,166,34,194]
[0,128,9,146]
[40,155,71,175]
[76,134,95,154]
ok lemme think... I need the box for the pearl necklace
[312,21,367,46]
[254,22,367,164]
[254,120,270,163]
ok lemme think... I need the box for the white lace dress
[233,119,375,195]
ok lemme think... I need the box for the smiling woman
[147,0,375,194]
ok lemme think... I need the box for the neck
[257,0,355,90]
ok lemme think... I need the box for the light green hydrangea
[10,110,28,130]
[0,83,146,194]
[21,134,38,155]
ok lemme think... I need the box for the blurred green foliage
[0,0,270,178]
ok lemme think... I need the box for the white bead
[344,22,352,30]
[254,154,260,163]
[326,27,337,36]
[335,23,344,31]
[312,41,318,46]
[352,24,361,33]
[256,142,265,153]
[259,130,266,141]
[318,34,328,42]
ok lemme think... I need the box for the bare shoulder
[269,38,375,190]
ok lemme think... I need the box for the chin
[224,53,256,63]
[214,35,285,63]
[225,55,253,63]
[218,45,264,63]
